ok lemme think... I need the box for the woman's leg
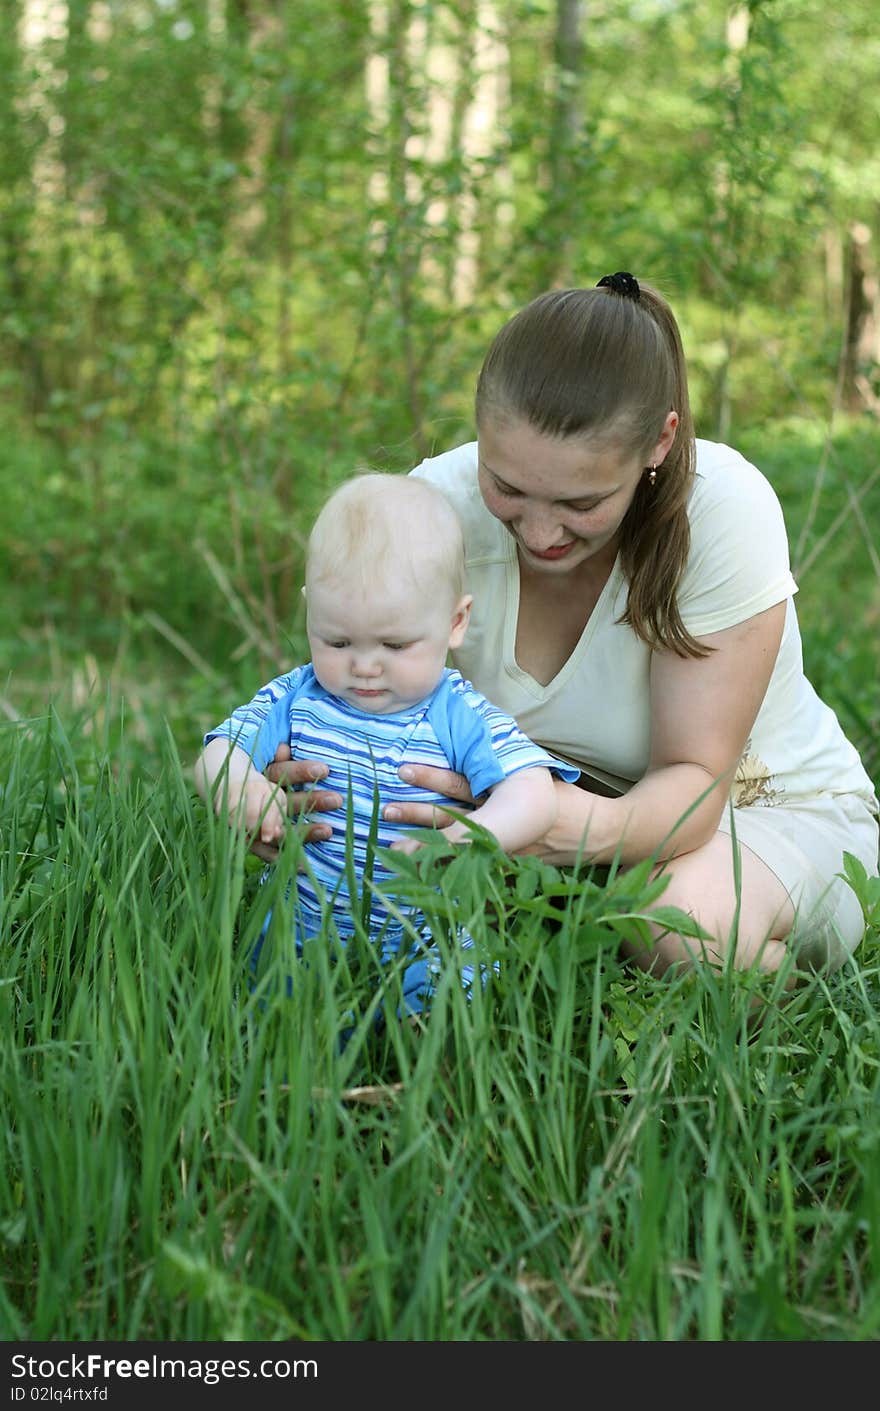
[621,829,796,977]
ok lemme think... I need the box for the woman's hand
[254,742,343,861]
[384,763,477,851]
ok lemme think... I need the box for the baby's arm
[394,766,557,855]
[194,737,286,847]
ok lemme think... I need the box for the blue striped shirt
[206,665,579,944]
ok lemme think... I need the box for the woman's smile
[520,540,577,562]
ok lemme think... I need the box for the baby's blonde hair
[306,472,466,604]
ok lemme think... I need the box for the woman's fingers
[262,745,342,815]
[249,820,332,864]
[284,788,343,816]
[249,838,282,863]
[397,763,475,802]
[239,748,335,860]
[264,743,329,788]
[383,763,476,829]
[264,759,332,788]
[248,814,334,863]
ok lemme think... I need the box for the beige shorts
[716,792,879,972]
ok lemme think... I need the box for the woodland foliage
[0,0,877,693]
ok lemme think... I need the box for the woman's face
[477,414,675,576]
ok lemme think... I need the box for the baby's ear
[448,594,473,649]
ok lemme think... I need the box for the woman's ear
[652,409,679,466]
[448,594,473,649]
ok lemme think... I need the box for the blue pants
[248,909,482,1023]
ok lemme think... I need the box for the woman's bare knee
[622,833,796,977]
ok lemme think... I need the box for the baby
[194,472,579,1013]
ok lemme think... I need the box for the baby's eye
[383,641,413,652]
[326,639,349,649]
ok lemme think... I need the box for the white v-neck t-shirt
[412,438,878,813]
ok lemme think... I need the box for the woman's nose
[516,506,562,551]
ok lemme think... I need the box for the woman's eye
[495,479,521,497]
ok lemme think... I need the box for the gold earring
[647,465,657,487]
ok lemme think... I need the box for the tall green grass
[2,703,879,1340]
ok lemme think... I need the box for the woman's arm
[533,599,788,865]
[385,600,787,867]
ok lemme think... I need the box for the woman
[268,273,879,978]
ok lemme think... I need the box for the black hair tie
[597,271,640,300]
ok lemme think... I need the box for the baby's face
[307,576,470,714]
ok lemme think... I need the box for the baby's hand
[235,775,287,846]
[389,834,426,857]
[390,818,473,856]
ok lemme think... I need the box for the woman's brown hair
[475,281,707,658]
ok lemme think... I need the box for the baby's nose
[352,655,382,677]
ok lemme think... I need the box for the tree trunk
[384,0,426,453]
[842,221,880,414]
[0,0,48,417]
[538,0,586,289]
[60,0,91,201]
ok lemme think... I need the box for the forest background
[0,0,878,772]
